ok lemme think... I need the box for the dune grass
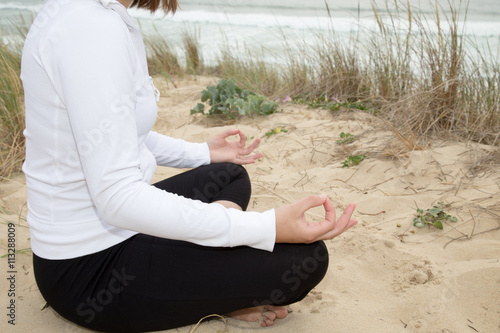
[0,0,499,179]
[0,39,24,179]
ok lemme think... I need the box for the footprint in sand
[297,289,327,314]
[393,260,440,292]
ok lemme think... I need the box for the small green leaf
[190,103,205,114]
[431,221,444,229]
[413,218,426,228]
[427,208,442,216]
[413,203,458,230]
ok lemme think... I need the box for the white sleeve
[145,131,211,168]
[42,8,276,252]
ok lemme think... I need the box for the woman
[21,0,357,331]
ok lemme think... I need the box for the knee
[304,241,329,284]
[288,241,329,303]
[273,242,329,305]
[296,241,328,296]
[220,162,251,192]
[222,163,249,181]
[212,163,249,183]
[203,163,249,190]
[226,163,251,208]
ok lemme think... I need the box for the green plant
[336,132,356,145]
[292,95,372,113]
[265,126,288,137]
[341,154,366,168]
[413,203,458,230]
[190,79,279,118]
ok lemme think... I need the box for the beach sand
[1,76,499,333]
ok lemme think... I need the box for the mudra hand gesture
[275,196,357,243]
[207,129,357,243]
[207,128,263,165]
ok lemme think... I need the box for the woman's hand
[275,195,357,243]
[207,128,263,165]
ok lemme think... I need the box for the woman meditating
[21,0,357,331]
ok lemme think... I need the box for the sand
[1,76,499,333]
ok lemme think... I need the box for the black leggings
[33,163,329,332]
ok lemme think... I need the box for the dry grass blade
[0,40,25,179]
[1,1,499,181]
[144,34,182,81]
[182,27,203,74]
[386,121,424,151]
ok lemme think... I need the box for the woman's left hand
[207,129,263,165]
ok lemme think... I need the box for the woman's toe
[260,316,276,327]
[273,306,288,319]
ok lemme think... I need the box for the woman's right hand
[274,195,357,244]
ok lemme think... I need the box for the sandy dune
[1,76,499,333]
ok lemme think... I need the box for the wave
[1,1,499,38]
[131,9,500,37]
[132,9,360,31]
[179,0,350,13]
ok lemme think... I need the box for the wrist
[274,206,289,243]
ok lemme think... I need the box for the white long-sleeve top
[21,0,276,260]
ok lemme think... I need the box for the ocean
[1,0,499,63]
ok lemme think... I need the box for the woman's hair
[130,0,179,14]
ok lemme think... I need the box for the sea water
[1,0,499,63]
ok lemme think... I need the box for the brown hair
[130,0,179,14]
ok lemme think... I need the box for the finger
[323,196,336,223]
[319,204,357,239]
[247,152,264,161]
[317,219,356,241]
[238,130,247,147]
[346,218,358,230]
[337,203,357,232]
[322,217,357,239]
[331,203,356,234]
[302,217,339,243]
[235,153,263,165]
[240,138,261,155]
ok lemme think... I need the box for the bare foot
[227,305,288,327]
